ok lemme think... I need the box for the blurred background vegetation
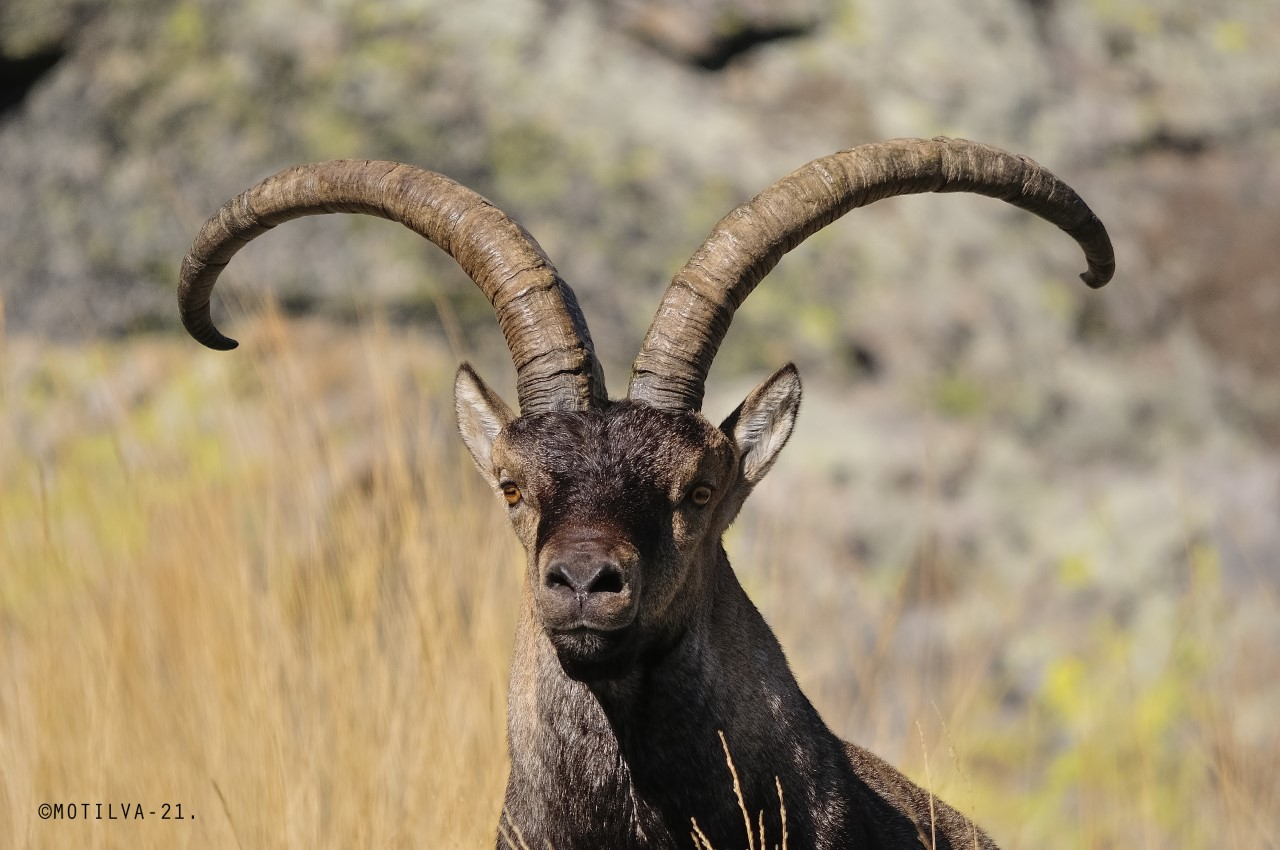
[1,0,1277,847]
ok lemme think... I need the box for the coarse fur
[457,364,996,849]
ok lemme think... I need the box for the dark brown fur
[457,375,997,850]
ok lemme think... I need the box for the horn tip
[1080,269,1112,289]
[198,331,239,351]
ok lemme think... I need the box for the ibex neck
[501,552,864,848]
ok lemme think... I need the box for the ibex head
[454,362,799,679]
[178,137,1114,847]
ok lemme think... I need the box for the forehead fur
[500,401,728,485]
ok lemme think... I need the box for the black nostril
[546,561,624,596]
[588,568,623,595]
[546,569,575,591]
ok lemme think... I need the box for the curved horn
[179,159,606,413]
[628,137,1115,411]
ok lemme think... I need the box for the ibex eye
[690,485,713,507]
[501,483,522,505]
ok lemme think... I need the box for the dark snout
[538,533,639,634]
[537,532,642,680]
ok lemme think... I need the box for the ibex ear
[454,363,515,477]
[720,363,802,486]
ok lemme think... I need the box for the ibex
[179,138,1114,849]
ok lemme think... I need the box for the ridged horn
[628,137,1115,411]
[178,159,606,412]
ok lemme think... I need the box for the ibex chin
[179,138,1114,849]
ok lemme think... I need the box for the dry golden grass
[1,314,517,848]
[1,310,1276,849]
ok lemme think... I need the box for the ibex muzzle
[179,138,1114,849]
[541,530,635,629]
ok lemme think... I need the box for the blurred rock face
[0,0,1277,594]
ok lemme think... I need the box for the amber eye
[690,484,714,507]
[501,483,522,505]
